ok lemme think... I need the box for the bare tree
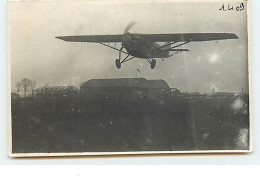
[42,82,49,94]
[15,82,22,95]
[20,78,31,97]
[17,78,37,97]
[29,80,37,96]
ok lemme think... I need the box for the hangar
[80,78,173,100]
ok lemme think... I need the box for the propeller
[124,21,136,34]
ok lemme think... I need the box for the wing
[139,33,238,42]
[56,35,123,42]
[56,33,238,43]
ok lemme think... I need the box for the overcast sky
[8,0,248,93]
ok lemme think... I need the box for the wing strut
[99,42,129,55]
[153,41,191,55]
[156,41,178,50]
[171,41,190,49]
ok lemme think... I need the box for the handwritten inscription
[219,3,245,11]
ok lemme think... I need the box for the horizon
[11,77,248,95]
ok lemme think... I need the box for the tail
[162,42,171,50]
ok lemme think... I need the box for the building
[80,78,173,101]
[167,88,182,96]
[210,92,236,98]
[183,92,204,99]
[11,92,20,99]
[35,86,79,97]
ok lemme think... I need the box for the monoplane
[56,22,238,69]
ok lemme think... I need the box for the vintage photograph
[8,0,251,156]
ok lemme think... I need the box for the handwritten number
[236,3,245,11]
[220,3,244,11]
[228,4,233,10]
[219,4,226,11]
[240,3,244,11]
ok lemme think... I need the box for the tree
[42,82,49,94]
[15,78,37,97]
[29,80,37,96]
[15,82,22,94]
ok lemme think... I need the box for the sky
[8,0,249,93]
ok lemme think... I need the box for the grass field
[11,95,250,153]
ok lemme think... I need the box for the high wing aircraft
[56,22,238,69]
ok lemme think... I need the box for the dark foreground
[11,95,250,153]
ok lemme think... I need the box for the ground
[11,95,250,153]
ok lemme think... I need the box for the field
[11,95,250,153]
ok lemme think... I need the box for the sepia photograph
[8,0,251,156]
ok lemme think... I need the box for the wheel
[151,59,156,69]
[115,59,121,69]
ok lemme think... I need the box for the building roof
[81,78,169,89]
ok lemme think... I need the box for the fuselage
[122,33,170,59]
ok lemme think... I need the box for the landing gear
[115,59,121,69]
[115,46,135,69]
[146,58,156,69]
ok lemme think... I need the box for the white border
[6,0,253,158]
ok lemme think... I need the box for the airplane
[56,22,238,69]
